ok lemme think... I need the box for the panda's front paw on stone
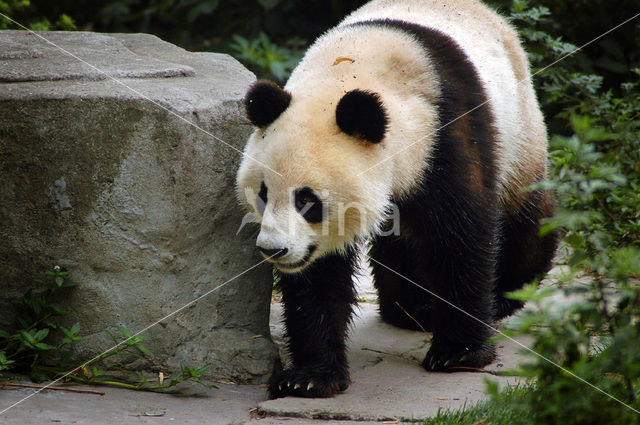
[422,341,496,372]
[267,367,350,399]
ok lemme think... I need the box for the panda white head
[236,80,394,273]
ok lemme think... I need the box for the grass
[423,382,533,425]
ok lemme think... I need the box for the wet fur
[269,248,359,398]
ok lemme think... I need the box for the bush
[483,2,640,424]
[0,0,75,30]
[504,117,640,423]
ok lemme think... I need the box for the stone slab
[0,380,265,425]
[260,294,528,422]
[0,31,195,82]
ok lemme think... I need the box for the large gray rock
[0,31,278,383]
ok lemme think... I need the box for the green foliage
[0,0,75,30]
[1,267,215,392]
[512,0,640,260]
[537,114,638,250]
[531,0,640,84]
[230,32,305,82]
[472,2,640,424]
[61,326,217,392]
[0,0,30,28]
[499,116,640,424]
[505,0,640,95]
[0,266,79,382]
[424,383,534,425]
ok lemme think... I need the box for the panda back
[339,0,547,197]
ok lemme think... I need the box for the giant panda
[236,0,558,399]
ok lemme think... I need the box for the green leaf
[42,320,57,329]
[90,366,105,377]
[268,61,286,81]
[34,342,55,350]
[30,297,42,316]
[484,378,500,397]
[539,221,559,237]
[135,342,154,359]
[506,280,552,302]
[59,324,82,342]
[33,328,50,342]
[20,330,36,344]
[60,326,72,338]
[55,13,76,30]
[193,377,217,389]
[117,326,133,339]
[0,351,15,365]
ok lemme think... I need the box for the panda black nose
[257,246,288,258]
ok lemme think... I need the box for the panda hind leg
[370,235,434,332]
[417,195,499,372]
[494,190,559,320]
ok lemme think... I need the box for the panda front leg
[269,250,358,399]
[421,209,498,372]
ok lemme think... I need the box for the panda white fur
[237,0,558,399]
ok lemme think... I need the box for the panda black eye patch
[294,187,324,223]
[257,181,268,215]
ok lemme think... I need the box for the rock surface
[0,31,278,383]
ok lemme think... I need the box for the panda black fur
[237,0,558,399]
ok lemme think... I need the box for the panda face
[252,179,325,272]
[244,167,388,273]
[236,83,395,273]
[239,127,387,273]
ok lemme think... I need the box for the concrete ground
[0,272,532,424]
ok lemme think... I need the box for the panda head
[237,80,393,273]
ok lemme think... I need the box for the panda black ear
[336,89,388,143]
[244,80,292,128]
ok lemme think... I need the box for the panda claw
[444,360,452,368]
[307,382,315,391]
[294,383,301,390]
[278,385,282,391]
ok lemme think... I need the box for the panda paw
[268,366,350,399]
[422,341,496,372]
